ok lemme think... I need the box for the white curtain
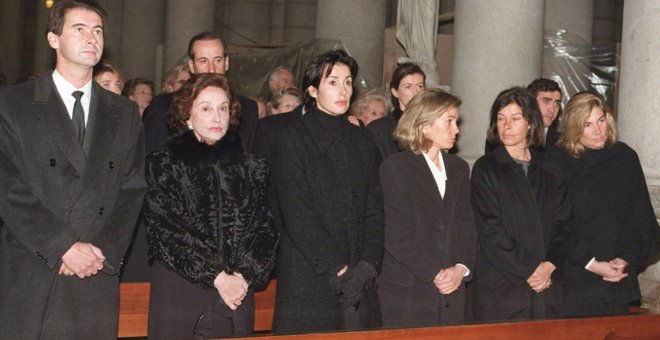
[396,0,442,87]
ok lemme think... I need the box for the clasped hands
[214,271,248,310]
[527,261,556,293]
[59,242,105,279]
[587,258,629,282]
[433,265,466,295]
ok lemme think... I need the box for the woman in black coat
[271,50,384,334]
[143,74,278,339]
[471,87,569,322]
[378,89,476,328]
[367,62,426,158]
[548,92,660,317]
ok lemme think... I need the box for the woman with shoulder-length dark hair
[378,88,476,328]
[548,91,660,318]
[144,73,278,339]
[271,49,384,334]
[471,87,569,322]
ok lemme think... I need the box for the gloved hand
[336,260,377,309]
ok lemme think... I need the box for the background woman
[549,91,660,318]
[160,63,191,93]
[271,49,384,334]
[123,77,154,116]
[378,89,476,327]
[471,87,568,322]
[350,89,392,126]
[144,73,278,339]
[368,62,426,158]
[93,61,124,95]
[266,86,302,116]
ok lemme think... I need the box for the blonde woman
[549,91,660,318]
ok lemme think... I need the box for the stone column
[96,0,123,64]
[315,0,387,87]
[164,0,215,73]
[0,0,23,83]
[120,0,164,80]
[617,0,660,312]
[283,0,317,44]
[222,0,271,45]
[452,0,544,163]
[33,2,52,75]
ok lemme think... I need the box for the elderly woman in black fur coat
[143,73,278,339]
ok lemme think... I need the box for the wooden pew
[243,314,660,339]
[118,279,277,338]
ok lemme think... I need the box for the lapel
[34,74,87,174]
[73,84,120,202]
[442,154,463,227]
[408,151,444,208]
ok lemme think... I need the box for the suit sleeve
[273,134,345,276]
[359,145,384,269]
[0,92,79,268]
[471,162,539,285]
[90,105,147,273]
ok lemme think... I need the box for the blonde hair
[394,88,461,154]
[559,91,617,158]
[161,64,191,93]
[350,89,392,120]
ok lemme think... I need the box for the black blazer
[378,151,476,327]
[0,73,147,339]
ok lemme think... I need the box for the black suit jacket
[0,73,147,339]
[378,151,476,327]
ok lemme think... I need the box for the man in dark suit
[485,78,563,153]
[125,31,260,282]
[0,1,147,338]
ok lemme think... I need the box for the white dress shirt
[52,70,92,126]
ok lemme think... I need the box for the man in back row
[0,1,146,338]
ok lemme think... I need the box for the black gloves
[333,260,377,309]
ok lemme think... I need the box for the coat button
[108,161,115,169]
[98,207,104,215]
[444,302,450,308]
[48,159,57,167]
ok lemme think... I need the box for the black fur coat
[144,130,278,289]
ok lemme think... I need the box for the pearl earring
[187,122,193,130]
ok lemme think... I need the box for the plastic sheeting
[543,29,618,112]
[224,39,368,99]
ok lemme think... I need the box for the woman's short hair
[268,86,302,114]
[389,62,426,108]
[394,88,461,153]
[486,87,544,149]
[167,73,241,130]
[559,91,617,158]
[122,78,154,97]
[161,64,191,93]
[302,49,358,112]
[350,89,392,120]
[93,61,124,83]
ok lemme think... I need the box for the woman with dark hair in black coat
[471,87,569,322]
[144,73,278,339]
[271,49,384,334]
[548,92,660,317]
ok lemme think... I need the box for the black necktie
[71,91,85,145]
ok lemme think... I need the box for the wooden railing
[117,279,276,337]
[119,280,660,339]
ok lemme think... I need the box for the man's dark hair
[526,78,562,98]
[302,49,358,112]
[48,0,107,36]
[187,31,227,60]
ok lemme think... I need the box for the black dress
[548,142,660,317]
[143,131,278,339]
